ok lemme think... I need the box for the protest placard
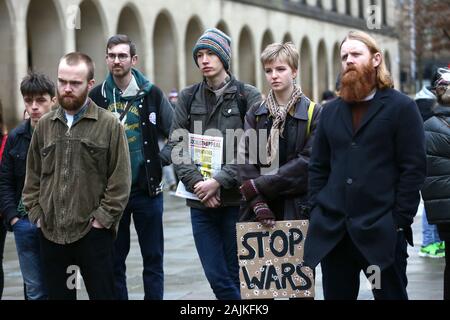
[236,220,314,299]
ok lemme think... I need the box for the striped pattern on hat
[193,28,231,71]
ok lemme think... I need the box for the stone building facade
[0,0,398,127]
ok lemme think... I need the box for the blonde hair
[341,30,393,89]
[260,42,299,71]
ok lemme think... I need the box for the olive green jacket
[23,100,131,244]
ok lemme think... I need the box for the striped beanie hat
[193,28,231,71]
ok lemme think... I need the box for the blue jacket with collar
[0,120,32,229]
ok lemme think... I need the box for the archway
[332,42,341,91]
[185,16,203,86]
[26,0,64,79]
[215,20,233,72]
[0,0,15,127]
[283,33,293,44]
[238,26,256,86]
[317,40,329,101]
[260,30,275,95]
[300,37,313,98]
[153,11,178,95]
[215,20,230,36]
[76,0,108,80]
[117,4,146,72]
[385,51,392,73]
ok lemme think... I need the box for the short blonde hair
[340,30,393,89]
[260,42,299,71]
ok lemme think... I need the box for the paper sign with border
[236,220,315,299]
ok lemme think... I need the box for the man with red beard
[304,31,426,300]
[22,52,131,299]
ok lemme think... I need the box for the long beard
[58,89,88,112]
[339,61,377,103]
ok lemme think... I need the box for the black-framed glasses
[107,53,130,62]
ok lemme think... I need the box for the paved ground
[1,195,445,300]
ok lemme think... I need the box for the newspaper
[175,133,223,200]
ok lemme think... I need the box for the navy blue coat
[0,120,32,229]
[304,89,426,271]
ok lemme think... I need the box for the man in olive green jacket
[23,52,131,300]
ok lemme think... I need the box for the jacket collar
[341,89,390,135]
[51,99,98,123]
[202,74,238,95]
[15,119,32,138]
[254,98,309,120]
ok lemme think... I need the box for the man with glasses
[90,34,173,300]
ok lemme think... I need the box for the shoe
[439,241,445,250]
[419,242,445,258]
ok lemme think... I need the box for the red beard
[339,61,377,103]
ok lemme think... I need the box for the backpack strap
[186,83,201,118]
[119,88,146,122]
[236,81,248,122]
[306,100,316,137]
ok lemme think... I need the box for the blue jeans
[13,216,47,300]
[422,207,441,246]
[191,206,241,300]
[114,191,164,300]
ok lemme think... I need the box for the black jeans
[39,227,115,300]
[0,221,6,299]
[321,231,409,300]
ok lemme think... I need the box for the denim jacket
[0,120,32,229]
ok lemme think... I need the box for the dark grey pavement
[1,195,445,300]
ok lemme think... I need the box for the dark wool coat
[304,88,426,270]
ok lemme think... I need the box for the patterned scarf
[265,86,303,164]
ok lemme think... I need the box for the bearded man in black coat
[304,31,426,300]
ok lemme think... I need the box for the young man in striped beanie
[169,28,261,299]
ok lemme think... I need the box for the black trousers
[321,231,409,300]
[39,228,115,300]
